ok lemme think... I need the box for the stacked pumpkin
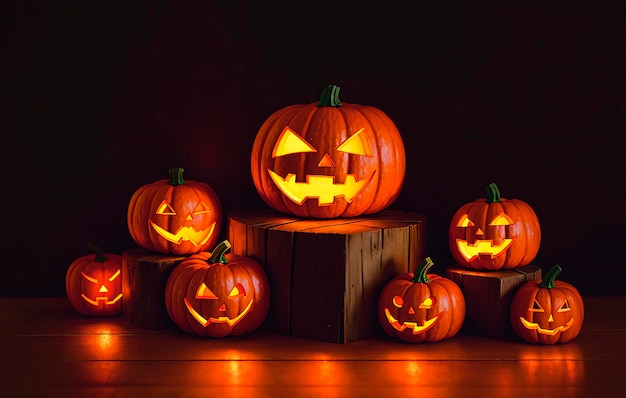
[251,85,466,343]
[448,183,583,344]
[125,167,269,337]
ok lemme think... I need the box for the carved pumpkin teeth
[150,221,216,246]
[267,169,375,205]
[383,308,442,334]
[519,316,575,336]
[455,238,514,260]
[184,297,254,327]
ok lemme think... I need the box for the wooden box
[227,211,427,343]
[122,249,186,329]
[446,265,542,338]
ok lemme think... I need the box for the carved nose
[219,303,226,312]
[99,285,109,293]
[475,228,484,236]
[318,153,335,167]
[186,214,193,221]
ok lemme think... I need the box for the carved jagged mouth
[267,169,375,205]
[81,294,123,306]
[519,317,575,336]
[150,222,216,246]
[456,238,514,261]
[184,298,254,327]
[384,308,442,334]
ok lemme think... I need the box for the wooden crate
[227,211,427,343]
[446,265,542,338]
[121,249,186,329]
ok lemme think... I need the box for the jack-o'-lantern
[66,242,123,316]
[449,183,541,270]
[165,240,270,337]
[511,264,584,344]
[251,84,406,218]
[378,257,465,343]
[127,167,222,255]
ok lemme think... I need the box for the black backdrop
[2,2,624,297]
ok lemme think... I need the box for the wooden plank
[446,265,542,338]
[227,211,426,343]
[121,249,185,329]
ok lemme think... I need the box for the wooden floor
[1,297,625,397]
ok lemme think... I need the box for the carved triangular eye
[490,214,513,226]
[558,300,571,312]
[228,283,246,299]
[193,200,212,215]
[156,200,176,215]
[272,127,316,157]
[195,283,218,299]
[456,214,475,227]
[530,300,544,312]
[336,128,373,156]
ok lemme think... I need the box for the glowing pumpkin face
[66,243,123,316]
[511,265,584,344]
[449,183,541,270]
[165,240,270,337]
[127,167,222,255]
[378,258,465,343]
[251,85,406,219]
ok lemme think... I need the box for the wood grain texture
[227,211,427,343]
[0,297,625,397]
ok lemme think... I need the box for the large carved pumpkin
[251,84,406,218]
[127,167,222,255]
[66,242,123,316]
[165,240,270,337]
[378,257,465,343]
[511,264,584,344]
[449,183,541,270]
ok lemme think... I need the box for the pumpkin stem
[87,242,107,262]
[486,182,502,203]
[539,264,562,289]
[411,257,434,283]
[168,167,185,186]
[317,85,342,107]
[208,240,232,264]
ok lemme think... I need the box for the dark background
[1,2,624,297]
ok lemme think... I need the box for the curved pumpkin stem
[208,240,232,264]
[317,85,342,107]
[411,257,434,283]
[539,264,562,289]
[168,167,185,186]
[486,182,502,203]
[87,242,108,262]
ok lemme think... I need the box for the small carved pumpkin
[165,240,270,337]
[66,242,123,316]
[378,257,465,343]
[127,167,222,255]
[449,183,541,270]
[251,84,406,218]
[511,264,584,344]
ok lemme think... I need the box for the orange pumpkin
[165,240,270,337]
[65,242,123,316]
[449,183,541,270]
[127,167,222,255]
[251,84,406,218]
[378,257,465,343]
[511,264,584,344]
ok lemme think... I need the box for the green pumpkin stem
[411,257,434,283]
[208,240,232,264]
[317,85,342,107]
[539,264,562,289]
[168,167,185,186]
[486,182,502,203]
[87,242,107,262]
